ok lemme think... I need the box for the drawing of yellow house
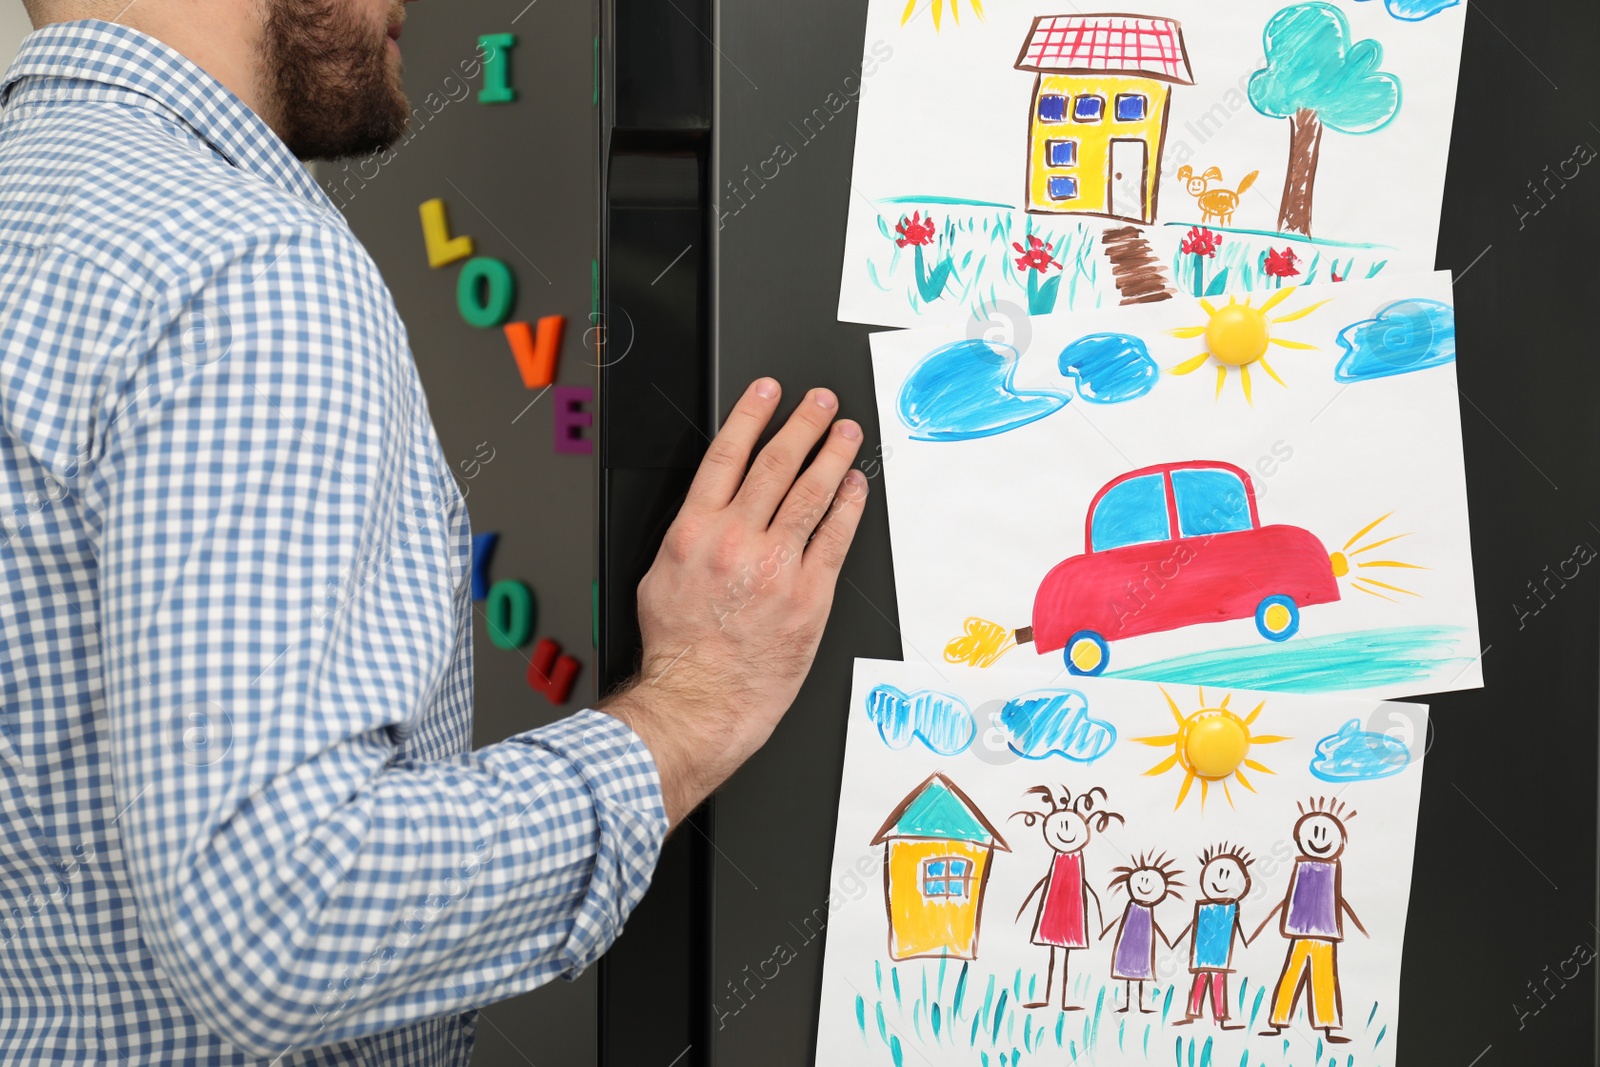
[1014,14,1194,221]
[871,773,1009,961]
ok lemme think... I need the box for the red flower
[1264,247,1300,278]
[1330,269,1345,283]
[1012,234,1061,273]
[894,211,937,248]
[1180,226,1221,258]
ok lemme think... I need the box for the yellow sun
[1167,288,1331,404]
[1329,512,1429,602]
[1134,687,1289,811]
[900,0,983,30]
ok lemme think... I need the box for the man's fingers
[770,420,864,545]
[804,469,869,573]
[682,378,781,512]
[731,388,839,522]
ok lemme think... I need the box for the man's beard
[260,0,410,161]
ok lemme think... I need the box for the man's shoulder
[0,96,363,304]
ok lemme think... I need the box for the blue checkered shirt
[0,20,666,1064]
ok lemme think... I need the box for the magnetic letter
[419,199,474,268]
[457,257,516,328]
[470,532,499,601]
[478,33,518,104]
[526,638,580,704]
[553,386,593,455]
[486,579,534,649]
[504,315,565,389]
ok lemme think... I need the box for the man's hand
[599,378,867,825]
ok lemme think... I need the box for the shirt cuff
[517,708,669,975]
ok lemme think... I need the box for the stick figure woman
[1013,785,1124,1011]
[1100,852,1183,1013]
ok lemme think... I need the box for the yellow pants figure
[1270,938,1339,1029]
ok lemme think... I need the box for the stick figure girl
[1100,852,1183,1013]
[1013,785,1124,1011]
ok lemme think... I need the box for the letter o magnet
[457,257,516,328]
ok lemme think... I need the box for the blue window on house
[1091,473,1171,550]
[1072,95,1104,122]
[1037,94,1066,123]
[1047,175,1078,200]
[1172,467,1253,538]
[1115,93,1148,122]
[922,857,972,899]
[1045,139,1077,167]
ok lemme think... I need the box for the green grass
[866,201,1394,328]
[853,959,1393,1067]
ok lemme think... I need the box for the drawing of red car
[1024,460,1341,675]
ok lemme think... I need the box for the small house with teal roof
[871,773,1009,961]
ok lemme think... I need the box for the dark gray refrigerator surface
[691,2,1600,1065]
[346,0,1600,1063]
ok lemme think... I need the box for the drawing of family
[1011,788,1366,1042]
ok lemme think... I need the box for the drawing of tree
[1247,3,1401,237]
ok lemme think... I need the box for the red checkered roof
[1015,14,1193,84]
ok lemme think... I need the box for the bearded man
[0,2,867,1062]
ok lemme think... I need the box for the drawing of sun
[1330,511,1428,601]
[900,0,983,30]
[1167,288,1331,403]
[1135,687,1289,811]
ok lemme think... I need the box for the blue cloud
[998,689,1116,762]
[1334,298,1455,382]
[1058,333,1159,404]
[1353,0,1461,21]
[1309,719,1411,782]
[898,340,1067,442]
[866,684,976,756]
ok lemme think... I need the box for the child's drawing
[817,660,1428,1066]
[1015,15,1191,225]
[1252,797,1368,1042]
[1132,687,1288,811]
[1177,165,1258,226]
[872,270,1480,700]
[1168,287,1328,402]
[872,772,1011,960]
[1101,852,1184,1013]
[1248,4,1401,237]
[1023,459,1342,674]
[1170,843,1257,1029]
[1011,785,1124,1009]
[838,0,1463,327]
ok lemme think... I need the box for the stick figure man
[1253,798,1368,1043]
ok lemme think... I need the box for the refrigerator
[344,0,1600,1063]
[598,1,1600,1065]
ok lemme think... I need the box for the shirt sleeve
[84,222,668,1058]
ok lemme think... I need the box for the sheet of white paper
[813,658,1427,1067]
[870,268,1480,700]
[836,0,1464,328]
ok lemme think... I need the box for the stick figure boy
[1170,843,1254,1029]
[1254,798,1368,1043]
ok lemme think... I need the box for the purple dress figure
[1101,853,1183,1014]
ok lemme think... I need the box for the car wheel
[1254,595,1300,642]
[1063,630,1110,676]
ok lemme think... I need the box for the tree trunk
[1277,107,1323,237]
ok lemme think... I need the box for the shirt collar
[0,19,334,212]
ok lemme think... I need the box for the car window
[1172,467,1252,538]
[1091,473,1170,550]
